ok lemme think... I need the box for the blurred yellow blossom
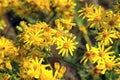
[52,0,76,18]
[95,29,117,46]
[27,0,51,12]
[114,1,120,14]
[0,37,18,58]
[78,2,94,19]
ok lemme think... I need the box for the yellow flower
[18,22,54,48]
[104,11,120,30]
[60,18,76,30]
[39,68,55,80]
[0,0,9,8]
[86,5,105,28]
[27,57,43,78]
[0,73,11,80]
[24,28,43,46]
[40,32,53,49]
[54,62,60,70]
[57,66,66,78]
[52,0,76,18]
[5,60,12,70]
[56,36,78,57]
[27,0,51,12]
[96,56,118,74]
[113,1,120,14]
[27,57,54,79]
[78,2,94,19]
[52,19,68,45]
[80,44,99,64]
[95,29,117,45]
[54,62,66,79]
[4,73,11,80]
[0,37,18,58]
[22,57,65,80]
[96,42,114,65]
[116,31,120,39]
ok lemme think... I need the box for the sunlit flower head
[60,18,76,30]
[96,42,114,65]
[25,57,54,79]
[78,2,94,19]
[104,11,120,30]
[56,35,78,57]
[27,0,51,12]
[41,32,53,49]
[19,27,43,47]
[52,0,76,18]
[18,22,54,49]
[86,5,105,28]
[113,1,120,14]
[21,57,66,80]
[52,19,69,45]
[95,29,117,45]
[96,56,118,74]
[80,44,99,64]
[0,37,18,58]
[54,62,66,79]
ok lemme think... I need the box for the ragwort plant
[0,0,120,80]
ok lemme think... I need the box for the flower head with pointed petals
[56,36,78,57]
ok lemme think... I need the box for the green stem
[115,40,120,55]
[84,34,92,46]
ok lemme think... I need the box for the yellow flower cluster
[80,42,120,74]
[52,0,76,20]
[79,2,120,75]
[0,0,76,19]
[18,20,78,57]
[18,22,54,48]
[79,2,120,45]
[1,0,120,79]
[79,3,120,30]
[0,0,51,18]
[0,37,18,70]
[114,1,120,14]
[20,57,66,80]
[14,17,77,79]
[27,0,51,12]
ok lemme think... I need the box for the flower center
[30,35,35,41]
[86,52,91,57]
[55,31,61,37]
[105,62,113,69]
[99,52,105,57]
[63,42,70,49]
[0,47,5,50]
[65,4,71,8]
[95,15,102,21]
[103,32,109,38]
[85,8,92,12]
[109,20,115,26]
